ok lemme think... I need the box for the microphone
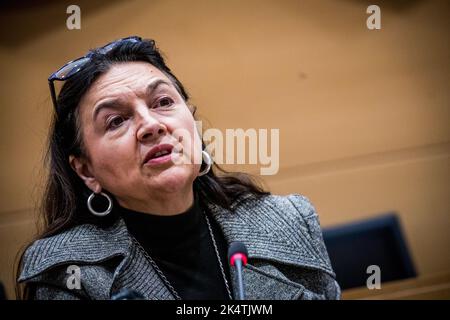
[228,241,248,300]
[111,288,145,300]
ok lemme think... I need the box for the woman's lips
[144,152,173,166]
[143,144,184,166]
[144,147,183,166]
[144,143,174,165]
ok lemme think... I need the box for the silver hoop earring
[87,192,113,217]
[198,150,212,176]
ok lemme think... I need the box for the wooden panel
[342,271,450,300]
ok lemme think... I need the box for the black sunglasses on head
[48,36,145,113]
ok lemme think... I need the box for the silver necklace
[130,212,233,300]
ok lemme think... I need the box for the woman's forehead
[80,61,172,109]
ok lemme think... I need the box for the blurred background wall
[0,0,448,299]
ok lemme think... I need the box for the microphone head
[228,241,248,266]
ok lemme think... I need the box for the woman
[16,36,340,300]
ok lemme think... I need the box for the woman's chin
[148,165,196,192]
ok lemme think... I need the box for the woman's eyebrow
[92,98,127,122]
[92,79,172,121]
[145,78,172,95]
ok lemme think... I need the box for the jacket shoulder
[229,193,335,276]
[232,193,322,232]
[18,220,130,283]
[232,193,316,217]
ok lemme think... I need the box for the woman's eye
[106,116,125,130]
[155,97,174,108]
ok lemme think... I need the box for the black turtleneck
[119,197,232,300]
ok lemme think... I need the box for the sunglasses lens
[54,56,91,80]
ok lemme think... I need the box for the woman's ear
[69,155,102,193]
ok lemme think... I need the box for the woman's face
[70,61,202,212]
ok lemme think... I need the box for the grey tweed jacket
[18,194,341,300]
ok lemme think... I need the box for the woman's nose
[137,115,167,142]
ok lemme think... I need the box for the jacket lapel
[108,234,176,300]
[229,264,305,300]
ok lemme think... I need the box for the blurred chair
[322,213,416,290]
